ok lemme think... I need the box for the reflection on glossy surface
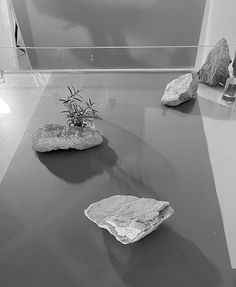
[80,74,109,111]
[0,99,10,114]
[11,0,206,68]
[12,0,206,47]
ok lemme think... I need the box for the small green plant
[59,86,98,127]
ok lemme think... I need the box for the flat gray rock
[198,38,231,86]
[84,195,174,244]
[32,123,103,152]
[161,72,199,106]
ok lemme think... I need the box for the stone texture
[84,195,174,244]
[161,72,199,106]
[32,123,103,152]
[198,38,231,86]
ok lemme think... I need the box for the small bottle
[221,51,236,102]
[0,70,4,84]
[222,77,236,102]
[232,51,236,78]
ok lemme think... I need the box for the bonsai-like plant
[59,86,98,127]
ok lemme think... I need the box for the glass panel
[0,46,236,72]
[3,46,199,70]
[10,0,206,47]
[4,0,207,71]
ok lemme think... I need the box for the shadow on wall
[16,0,206,68]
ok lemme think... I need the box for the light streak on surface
[0,99,11,114]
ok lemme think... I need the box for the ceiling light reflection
[0,99,11,114]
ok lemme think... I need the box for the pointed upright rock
[198,38,231,86]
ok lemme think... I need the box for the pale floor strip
[0,73,50,184]
[0,0,18,69]
[198,84,236,269]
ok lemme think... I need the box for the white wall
[201,0,236,47]
[0,0,18,70]
[196,0,236,69]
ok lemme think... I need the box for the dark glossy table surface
[0,72,236,286]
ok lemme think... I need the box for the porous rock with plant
[32,85,103,152]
